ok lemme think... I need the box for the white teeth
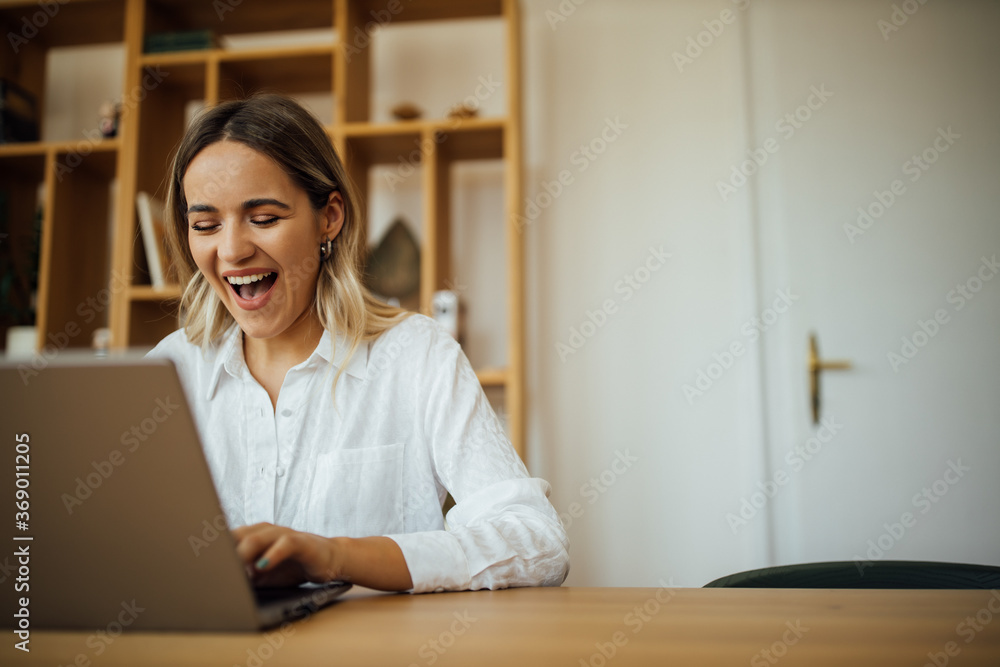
[226,272,273,285]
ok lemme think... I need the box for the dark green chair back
[704,561,1000,589]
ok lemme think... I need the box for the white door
[745,1,1000,567]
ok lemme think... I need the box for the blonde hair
[163,94,411,390]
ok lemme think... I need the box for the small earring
[319,237,333,262]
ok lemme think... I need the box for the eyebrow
[186,198,292,215]
[242,198,292,211]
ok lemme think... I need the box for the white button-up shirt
[146,313,569,592]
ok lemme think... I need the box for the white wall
[518,0,768,586]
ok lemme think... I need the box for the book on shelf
[136,192,168,289]
[143,30,218,54]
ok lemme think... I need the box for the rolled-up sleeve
[388,478,570,592]
[386,323,570,593]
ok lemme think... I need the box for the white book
[136,191,167,288]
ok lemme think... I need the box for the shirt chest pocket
[306,443,405,538]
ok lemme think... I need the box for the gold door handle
[808,333,851,424]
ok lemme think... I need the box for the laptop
[0,353,351,632]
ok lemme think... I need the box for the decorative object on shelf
[98,101,121,138]
[446,102,478,119]
[431,290,464,343]
[136,192,168,288]
[0,79,39,143]
[91,327,112,356]
[391,102,422,121]
[143,30,218,54]
[4,326,37,358]
[364,218,420,311]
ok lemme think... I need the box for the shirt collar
[310,327,370,382]
[205,325,369,400]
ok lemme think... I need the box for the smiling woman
[145,94,569,593]
[182,139,343,377]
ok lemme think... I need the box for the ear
[318,191,345,242]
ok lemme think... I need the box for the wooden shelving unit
[0,0,526,458]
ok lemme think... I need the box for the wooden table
[6,586,1000,666]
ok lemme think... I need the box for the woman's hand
[231,523,415,591]
[231,523,342,588]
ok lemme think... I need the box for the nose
[217,219,255,265]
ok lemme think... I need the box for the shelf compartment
[130,61,206,295]
[437,120,503,161]
[53,143,119,181]
[136,60,208,95]
[341,118,504,164]
[143,0,332,37]
[0,0,125,48]
[134,61,207,196]
[342,126,423,166]
[38,149,118,351]
[351,0,503,23]
[0,153,46,177]
[218,45,335,98]
[127,298,179,348]
[0,153,46,351]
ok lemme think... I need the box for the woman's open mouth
[225,271,278,310]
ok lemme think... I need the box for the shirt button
[276,467,285,477]
[281,408,293,417]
